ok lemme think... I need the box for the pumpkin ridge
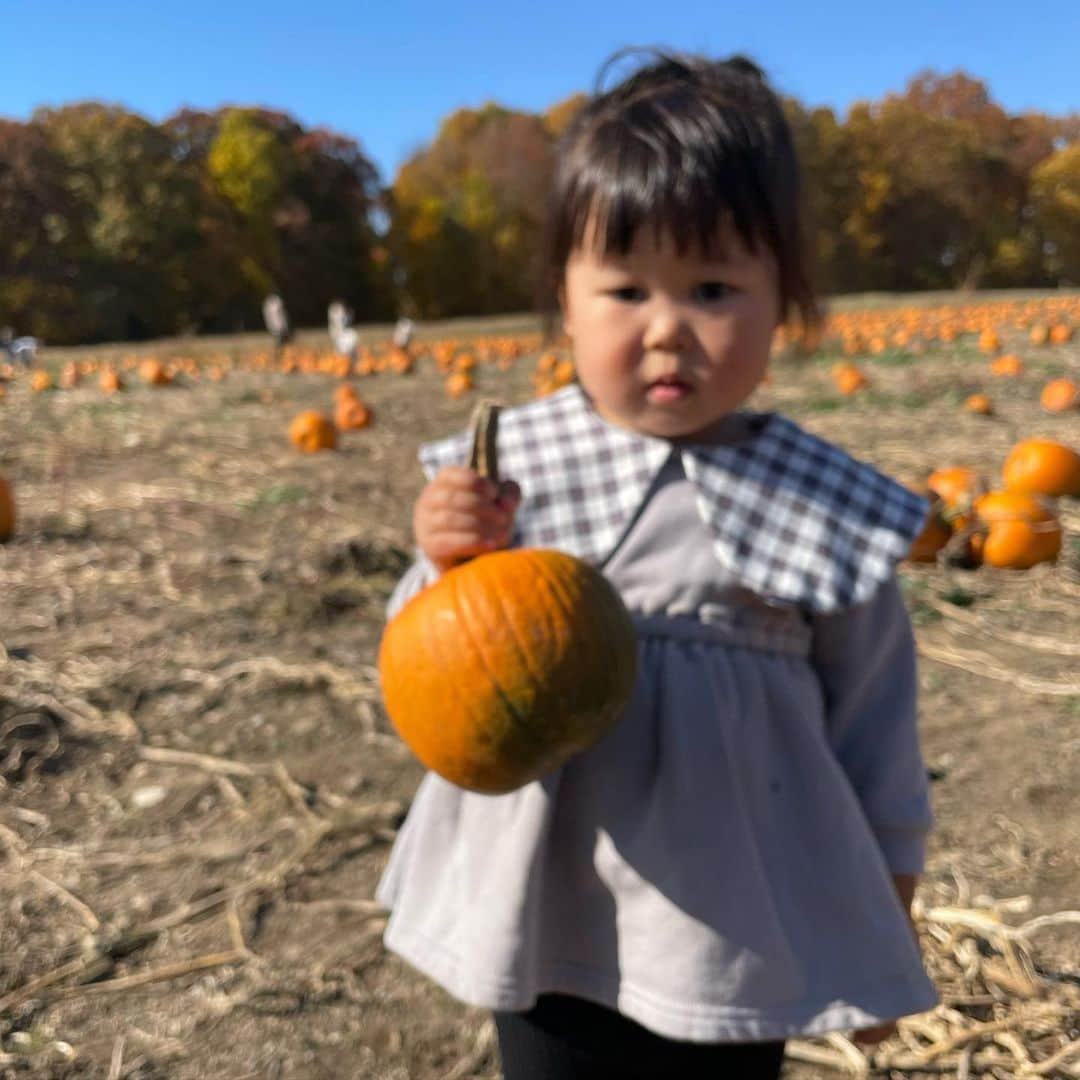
[448,563,533,745]
[427,575,488,756]
[530,551,632,742]
[489,556,548,691]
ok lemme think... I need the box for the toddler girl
[376,49,937,1079]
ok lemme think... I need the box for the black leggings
[494,994,786,1080]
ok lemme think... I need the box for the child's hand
[414,466,521,574]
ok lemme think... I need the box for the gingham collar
[419,384,927,614]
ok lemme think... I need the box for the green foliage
[0,70,1077,344]
[1030,143,1080,282]
[209,110,289,221]
[390,104,555,317]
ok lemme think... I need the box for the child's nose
[642,301,691,352]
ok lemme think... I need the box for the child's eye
[695,282,733,302]
[608,286,646,302]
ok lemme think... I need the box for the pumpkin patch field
[2,293,1080,1078]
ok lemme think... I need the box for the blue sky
[4,0,1077,182]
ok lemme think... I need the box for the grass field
[2,295,1079,1078]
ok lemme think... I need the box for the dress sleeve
[809,576,934,874]
[386,551,439,620]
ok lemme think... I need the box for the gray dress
[376,442,937,1043]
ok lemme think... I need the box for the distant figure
[262,295,292,349]
[328,300,358,358]
[392,317,415,350]
[0,327,40,367]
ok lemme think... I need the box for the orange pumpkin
[99,368,124,393]
[1039,378,1079,413]
[139,358,172,386]
[927,465,983,546]
[378,548,638,793]
[334,382,360,405]
[978,329,1002,354]
[927,466,981,512]
[905,488,951,563]
[30,370,53,393]
[1002,439,1080,498]
[972,490,1062,569]
[334,394,372,431]
[1049,324,1074,345]
[990,354,1023,377]
[831,363,869,394]
[446,371,474,398]
[963,393,994,415]
[0,475,14,541]
[288,410,338,453]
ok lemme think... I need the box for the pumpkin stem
[469,399,501,483]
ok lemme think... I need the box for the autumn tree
[0,120,91,340]
[391,104,556,317]
[33,103,206,340]
[1030,142,1080,283]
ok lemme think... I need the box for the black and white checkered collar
[419,385,927,614]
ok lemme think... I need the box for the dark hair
[543,48,821,337]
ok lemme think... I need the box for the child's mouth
[646,377,692,403]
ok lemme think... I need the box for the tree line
[1,71,1078,345]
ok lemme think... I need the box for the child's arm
[811,578,932,1045]
[810,576,934,878]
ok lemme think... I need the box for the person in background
[262,294,291,351]
[392,316,415,350]
[0,327,40,368]
[328,300,359,359]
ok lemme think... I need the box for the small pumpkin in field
[971,490,1062,569]
[99,368,124,393]
[30,369,53,393]
[904,485,951,563]
[333,382,360,406]
[288,410,338,453]
[378,548,639,794]
[139,358,172,386]
[963,392,994,415]
[990,353,1023,377]
[831,362,869,395]
[0,475,14,541]
[1002,439,1080,498]
[1040,378,1079,413]
[927,466,982,523]
[446,371,473,399]
[334,392,373,431]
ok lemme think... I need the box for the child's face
[560,222,781,441]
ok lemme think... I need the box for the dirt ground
[2,309,1079,1078]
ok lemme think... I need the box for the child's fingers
[422,508,513,537]
[425,485,506,515]
[433,466,499,501]
[496,479,521,510]
[423,532,507,567]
